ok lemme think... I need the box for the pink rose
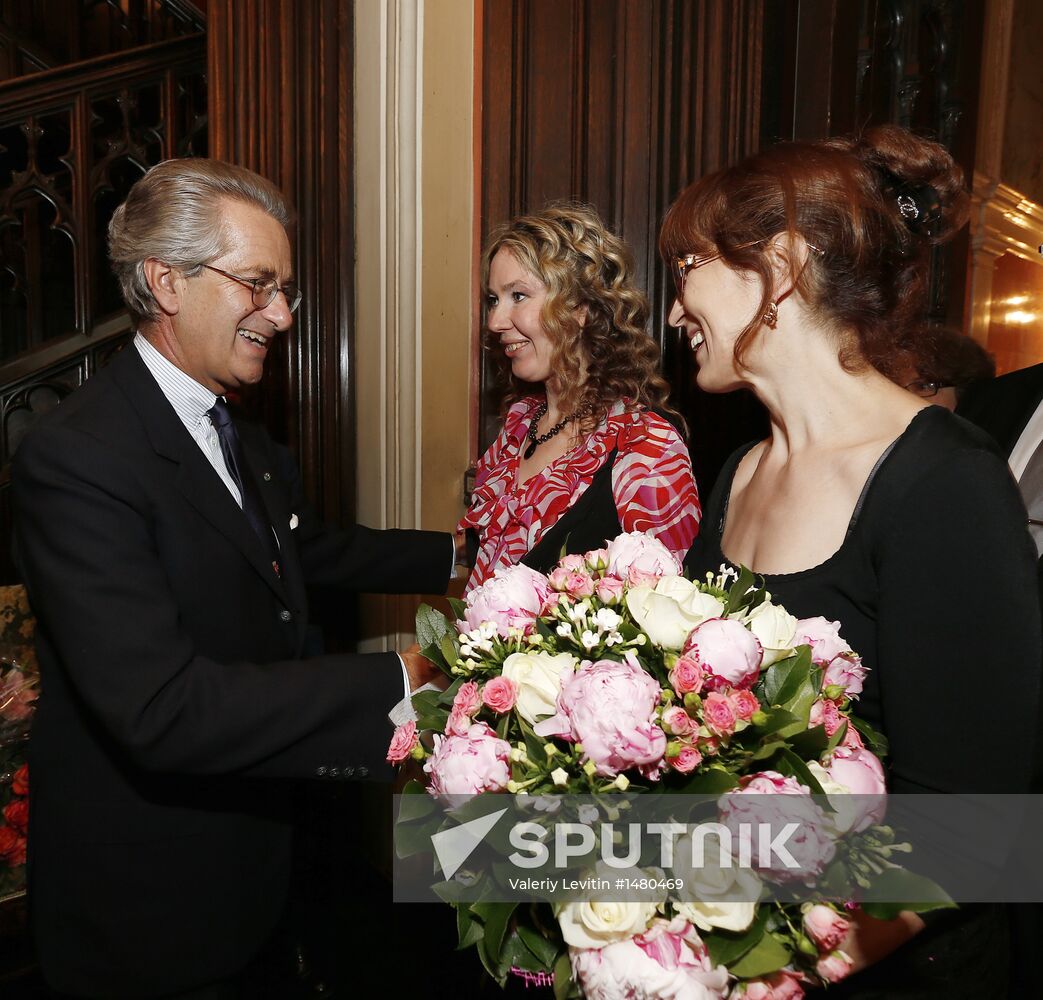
[605,531,682,586]
[682,619,762,691]
[730,689,760,722]
[720,771,837,881]
[702,692,737,736]
[668,744,703,774]
[825,746,886,832]
[809,698,842,736]
[452,680,482,717]
[595,576,625,605]
[481,676,518,714]
[816,951,853,983]
[823,653,867,699]
[424,722,511,799]
[548,566,571,592]
[669,655,704,696]
[386,720,418,763]
[565,571,596,598]
[559,553,587,572]
[534,659,666,778]
[662,705,695,737]
[741,971,806,999]
[585,548,609,571]
[570,917,729,1000]
[445,706,473,737]
[462,564,552,637]
[802,904,851,953]
[792,618,852,666]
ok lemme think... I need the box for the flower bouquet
[391,533,949,999]
[0,660,36,899]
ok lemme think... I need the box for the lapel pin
[289,514,299,530]
[263,472,272,481]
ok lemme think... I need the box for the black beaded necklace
[523,401,588,459]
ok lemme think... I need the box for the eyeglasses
[671,239,823,297]
[903,379,944,399]
[201,264,303,313]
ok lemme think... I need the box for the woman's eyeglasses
[671,239,823,297]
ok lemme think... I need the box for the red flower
[3,799,28,836]
[11,764,28,797]
[0,824,26,867]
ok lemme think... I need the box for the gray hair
[107,158,291,321]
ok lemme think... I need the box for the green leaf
[457,904,485,950]
[727,931,792,978]
[447,596,467,620]
[852,715,889,758]
[416,603,451,650]
[553,950,573,1000]
[420,641,450,671]
[517,922,562,968]
[499,927,551,972]
[754,708,801,737]
[860,868,955,920]
[703,907,768,966]
[440,633,461,668]
[473,901,517,963]
[786,724,830,759]
[775,747,826,795]
[763,656,798,705]
[678,768,740,794]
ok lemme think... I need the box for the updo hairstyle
[658,124,969,379]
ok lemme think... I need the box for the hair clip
[895,184,943,235]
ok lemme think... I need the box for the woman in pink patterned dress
[460,204,700,592]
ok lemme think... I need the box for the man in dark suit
[12,159,454,998]
[957,362,1043,993]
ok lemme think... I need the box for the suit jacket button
[343,765,355,778]
[357,766,369,778]
[328,766,341,778]
[263,472,272,481]
[315,766,328,777]
[279,609,292,622]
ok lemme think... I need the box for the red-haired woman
[665,126,1039,993]
[460,204,700,592]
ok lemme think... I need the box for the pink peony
[386,720,418,763]
[815,951,853,984]
[424,722,511,798]
[461,564,552,637]
[452,680,482,717]
[669,745,703,774]
[595,576,625,605]
[792,618,852,667]
[730,689,760,722]
[481,676,518,714]
[802,904,851,953]
[720,771,837,881]
[682,619,762,692]
[662,705,695,737]
[669,656,704,696]
[740,971,806,999]
[605,531,682,586]
[534,659,666,778]
[570,917,729,1000]
[823,653,867,699]
[824,746,886,832]
[702,692,737,736]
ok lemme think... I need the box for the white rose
[557,898,658,949]
[501,651,577,724]
[744,600,797,667]
[626,577,725,650]
[672,834,760,932]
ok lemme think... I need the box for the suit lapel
[109,347,289,604]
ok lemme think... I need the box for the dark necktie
[208,398,281,576]
[1019,436,1043,558]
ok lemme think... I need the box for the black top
[685,406,1040,795]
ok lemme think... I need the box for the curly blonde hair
[482,203,682,436]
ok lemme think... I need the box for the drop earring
[763,301,779,329]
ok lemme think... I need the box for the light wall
[353,0,475,649]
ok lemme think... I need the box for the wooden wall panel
[480,0,769,490]
[207,0,355,524]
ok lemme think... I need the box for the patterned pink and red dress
[460,396,701,592]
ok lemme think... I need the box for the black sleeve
[875,446,1041,794]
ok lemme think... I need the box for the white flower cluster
[555,600,624,651]
[458,620,498,660]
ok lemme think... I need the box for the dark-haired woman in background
[665,125,1039,994]
[460,204,700,591]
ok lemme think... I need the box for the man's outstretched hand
[401,642,447,692]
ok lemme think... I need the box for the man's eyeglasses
[671,239,823,297]
[201,264,303,314]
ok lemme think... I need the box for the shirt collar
[134,333,219,429]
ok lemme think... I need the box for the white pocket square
[289,514,299,530]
